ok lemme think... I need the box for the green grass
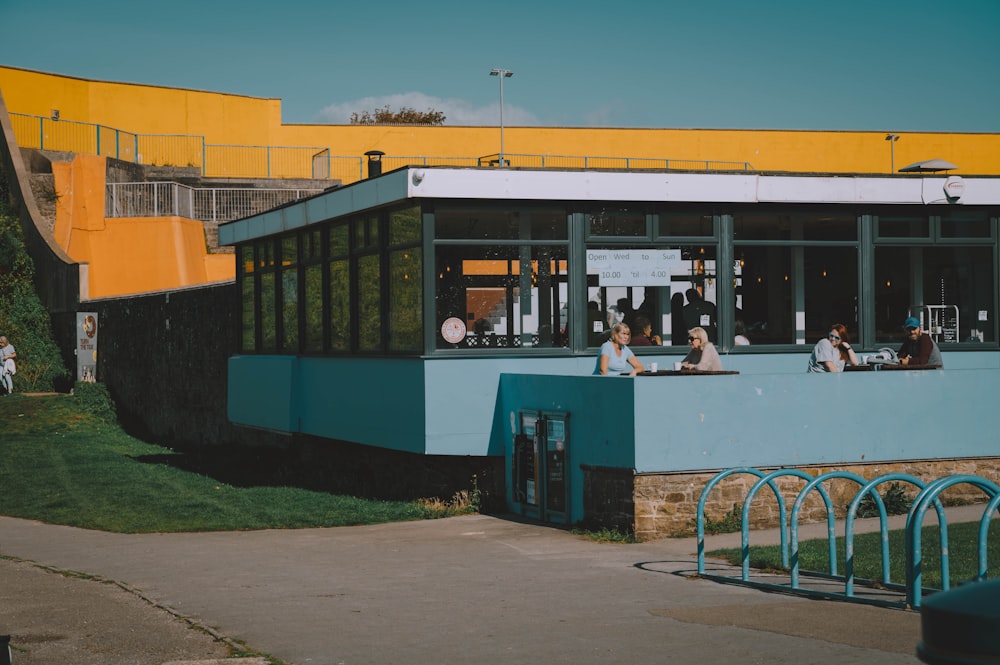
[708,520,1000,589]
[0,390,473,533]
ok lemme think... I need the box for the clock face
[441,317,467,344]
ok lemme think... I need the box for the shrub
[0,186,70,392]
[856,482,913,518]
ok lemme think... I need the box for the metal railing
[10,111,756,186]
[695,467,1000,609]
[106,182,323,223]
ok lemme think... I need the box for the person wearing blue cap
[898,316,943,367]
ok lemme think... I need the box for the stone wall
[584,458,1000,541]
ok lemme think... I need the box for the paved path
[5,508,985,665]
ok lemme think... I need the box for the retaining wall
[585,458,1000,541]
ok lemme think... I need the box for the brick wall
[584,458,1000,541]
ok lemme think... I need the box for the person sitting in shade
[680,326,722,371]
[594,323,645,376]
[898,316,943,367]
[629,316,661,347]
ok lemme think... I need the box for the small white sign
[586,248,682,286]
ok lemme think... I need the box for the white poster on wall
[76,312,98,383]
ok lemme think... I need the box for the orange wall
[4,65,1000,176]
[52,153,234,298]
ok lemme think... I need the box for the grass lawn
[0,388,473,533]
[707,519,1000,590]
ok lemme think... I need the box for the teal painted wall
[228,355,297,432]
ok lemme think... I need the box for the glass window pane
[435,207,568,240]
[587,206,647,237]
[281,269,298,352]
[329,224,349,256]
[241,245,254,274]
[282,236,297,266]
[389,249,422,351]
[802,213,857,241]
[358,254,382,351]
[304,264,323,352]
[875,246,995,344]
[657,211,714,237]
[435,208,520,240]
[736,246,793,344]
[303,229,322,261]
[367,215,379,246]
[586,245,716,346]
[389,206,422,245]
[435,244,569,349]
[328,259,350,351]
[877,215,929,239]
[260,273,276,351]
[241,274,255,352]
[734,213,792,241]
[940,211,991,239]
[804,247,858,343]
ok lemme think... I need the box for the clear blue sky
[2,0,998,131]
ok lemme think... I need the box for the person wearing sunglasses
[680,326,722,371]
[898,316,943,367]
[808,323,859,373]
[594,323,645,376]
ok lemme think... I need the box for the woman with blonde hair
[681,327,722,371]
[594,323,645,376]
[0,335,16,395]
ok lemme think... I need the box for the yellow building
[3,63,1000,298]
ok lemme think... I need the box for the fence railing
[106,182,323,223]
[11,111,755,186]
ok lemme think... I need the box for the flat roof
[219,167,1000,245]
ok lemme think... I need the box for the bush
[856,482,913,518]
[72,381,118,424]
[0,192,70,392]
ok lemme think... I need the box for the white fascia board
[407,168,759,203]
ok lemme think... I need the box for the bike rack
[696,467,999,609]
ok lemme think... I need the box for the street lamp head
[489,68,514,77]
[885,133,899,142]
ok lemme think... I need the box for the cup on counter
[673,361,683,371]
[649,362,658,373]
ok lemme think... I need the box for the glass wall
[874,210,995,345]
[235,197,998,357]
[238,204,422,355]
[734,210,859,346]
[433,205,569,349]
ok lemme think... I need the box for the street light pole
[489,68,513,167]
[885,133,900,174]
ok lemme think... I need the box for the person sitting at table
[681,326,722,371]
[629,316,661,347]
[808,323,859,372]
[898,316,943,367]
[594,323,645,376]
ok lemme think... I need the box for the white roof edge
[220,168,1000,245]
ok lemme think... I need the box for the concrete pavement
[2,508,973,665]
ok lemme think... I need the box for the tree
[350,105,446,126]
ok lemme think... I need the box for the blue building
[220,167,1000,537]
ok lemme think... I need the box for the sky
[1,0,998,132]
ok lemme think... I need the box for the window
[735,211,859,346]
[586,245,718,346]
[387,207,422,352]
[280,236,298,352]
[434,206,568,350]
[239,245,255,352]
[302,230,323,352]
[874,211,995,345]
[328,225,351,352]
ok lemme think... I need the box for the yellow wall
[52,153,234,298]
[4,64,1000,176]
